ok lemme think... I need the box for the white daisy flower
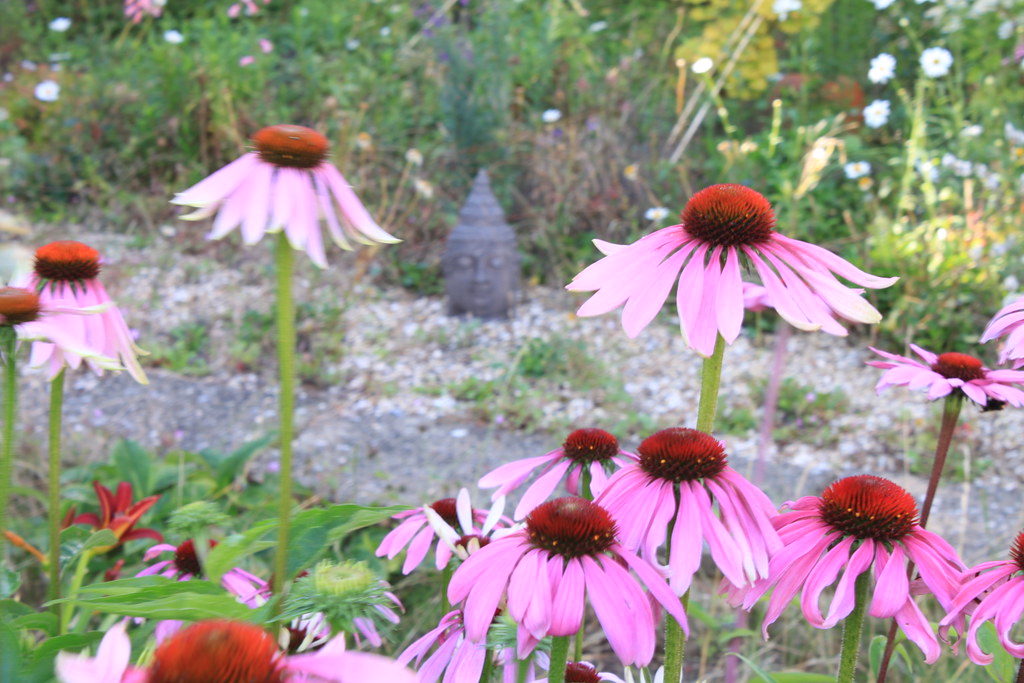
[772,0,802,20]
[920,46,953,77]
[869,0,896,8]
[48,17,71,32]
[868,53,896,84]
[541,108,562,123]
[862,99,890,128]
[164,30,184,44]
[691,57,714,74]
[34,80,59,102]
[843,161,871,179]
[644,206,670,222]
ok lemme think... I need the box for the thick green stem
[695,334,725,433]
[0,327,17,560]
[48,369,66,627]
[271,234,296,600]
[478,647,495,683]
[516,657,531,683]
[547,635,572,683]
[664,334,725,683]
[836,570,871,683]
[876,394,963,682]
[574,621,584,661]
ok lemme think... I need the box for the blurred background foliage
[2,0,1024,353]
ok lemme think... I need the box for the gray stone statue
[442,170,520,320]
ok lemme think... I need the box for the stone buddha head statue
[442,170,520,320]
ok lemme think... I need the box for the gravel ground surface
[11,225,1024,565]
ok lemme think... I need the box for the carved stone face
[443,240,519,320]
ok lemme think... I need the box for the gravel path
[11,226,1024,565]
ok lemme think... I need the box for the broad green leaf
[112,440,154,495]
[0,621,18,682]
[0,566,20,599]
[64,577,252,621]
[82,529,118,552]
[977,621,1016,683]
[214,435,273,489]
[0,598,36,620]
[31,631,105,662]
[12,611,57,635]
[206,504,406,583]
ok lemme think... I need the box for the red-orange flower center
[565,662,602,683]
[173,538,217,576]
[149,620,284,683]
[34,240,101,282]
[638,427,727,482]
[819,475,918,541]
[0,287,41,325]
[526,497,616,559]
[931,352,985,382]
[252,124,329,169]
[680,184,776,247]
[430,498,460,528]
[1010,530,1024,573]
[562,428,620,464]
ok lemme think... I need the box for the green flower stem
[61,548,94,634]
[547,635,571,683]
[695,334,726,434]
[0,326,17,560]
[48,369,66,627]
[876,393,963,683]
[664,333,726,683]
[478,647,495,683]
[836,569,872,683]
[271,233,296,601]
[574,620,584,661]
[517,658,530,683]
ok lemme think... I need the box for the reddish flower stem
[1016,656,1024,683]
[875,393,963,683]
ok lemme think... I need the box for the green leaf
[30,631,105,662]
[770,674,836,683]
[0,566,20,598]
[0,598,36,620]
[205,504,406,583]
[977,621,1016,683]
[725,652,777,683]
[111,440,154,495]
[11,611,58,635]
[82,529,118,552]
[62,576,252,621]
[214,435,273,489]
[0,621,19,682]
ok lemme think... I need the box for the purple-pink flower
[939,530,1024,665]
[447,497,688,666]
[981,295,1024,367]
[867,345,1024,408]
[478,428,637,520]
[376,488,511,575]
[56,619,416,683]
[731,475,964,663]
[172,124,399,268]
[596,428,781,595]
[27,240,148,384]
[137,539,265,605]
[123,0,162,24]
[567,184,896,357]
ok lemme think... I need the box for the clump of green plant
[149,321,211,376]
[749,377,849,445]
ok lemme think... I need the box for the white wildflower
[772,0,802,20]
[843,161,871,179]
[691,57,714,74]
[644,207,670,222]
[541,109,562,123]
[920,46,953,77]
[48,17,71,32]
[862,99,890,128]
[868,53,896,84]
[33,80,59,102]
[164,30,184,44]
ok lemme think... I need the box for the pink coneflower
[567,184,897,357]
[171,124,399,268]
[0,287,119,369]
[137,539,266,605]
[981,295,1024,367]
[26,241,148,384]
[56,619,417,683]
[375,488,510,574]
[478,428,637,520]
[596,428,780,595]
[400,609,548,683]
[732,475,964,663]
[742,281,773,312]
[531,661,626,682]
[447,497,688,666]
[938,530,1024,664]
[867,345,1024,408]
